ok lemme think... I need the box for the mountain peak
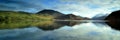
[37,9,61,14]
[37,9,64,17]
[92,13,109,20]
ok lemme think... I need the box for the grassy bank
[0,11,53,21]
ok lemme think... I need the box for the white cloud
[1,0,119,18]
[52,0,120,18]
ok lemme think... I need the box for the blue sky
[0,0,120,18]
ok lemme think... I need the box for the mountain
[105,10,120,21]
[0,10,53,21]
[37,9,89,20]
[56,14,84,20]
[92,13,109,20]
[105,10,120,30]
[37,9,64,18]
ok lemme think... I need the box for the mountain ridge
[37,9,89,20]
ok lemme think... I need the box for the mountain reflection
[0,21,81,30]
[0,21,120,40]
[106,21,120,30]
[1,20,120,31]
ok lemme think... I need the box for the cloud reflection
[0,22,120,40]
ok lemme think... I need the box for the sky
[0,0,120,18]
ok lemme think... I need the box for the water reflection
[0,21,120,40]
[37,21,81,30]
[106,21,120,30]
[0,21,80,30]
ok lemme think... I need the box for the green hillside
[0,11,53,21]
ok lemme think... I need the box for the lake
[0,20,120,40]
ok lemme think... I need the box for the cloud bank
[0,0,120,17]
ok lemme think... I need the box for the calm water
[0,20,120,40]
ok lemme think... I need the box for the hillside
[56,14,83,20]
[92,14,109,20]
[0,10,53,21]
[0,9,90,21]
[37,9,89,20]
[37,9,64,18]
[105,10,120,30]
